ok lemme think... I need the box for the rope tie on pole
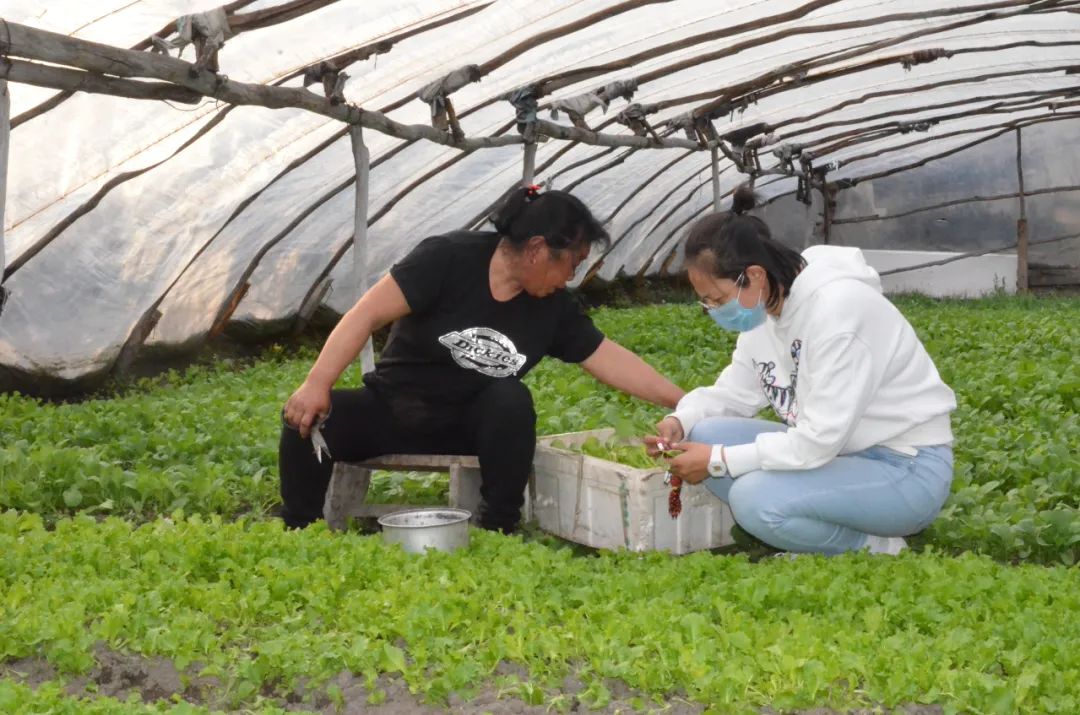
[417,64,482,143]
[151,7,232,78]
[615,102,661,140]
[502,83,540,142]
[550,78,638,131]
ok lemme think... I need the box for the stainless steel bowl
[377,508,471,553]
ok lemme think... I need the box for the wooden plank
[324,463,371,531]
[350,126,375,373]
[448,463,482,521]
[355,454,481,470]
[1029,265,1080,287]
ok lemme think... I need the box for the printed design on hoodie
[754,339,802,425]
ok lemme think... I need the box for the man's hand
[283,381,332,439]
[664,442,711,484]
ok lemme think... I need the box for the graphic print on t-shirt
[438,327,528,378]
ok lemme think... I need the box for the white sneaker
[863,535,907,555]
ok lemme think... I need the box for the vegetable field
[2,296,1078,714]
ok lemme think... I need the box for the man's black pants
[279,380,536,532]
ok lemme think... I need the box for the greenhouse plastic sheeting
[2,0,1079,388]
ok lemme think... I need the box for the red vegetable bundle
[668,475,683,518]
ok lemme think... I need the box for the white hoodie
[672,245,956,477]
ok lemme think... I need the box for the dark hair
[490,187,610,253]
[684,185,805,311]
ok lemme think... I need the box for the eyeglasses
[699,271,747,312]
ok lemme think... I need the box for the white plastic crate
[531,429,735,554]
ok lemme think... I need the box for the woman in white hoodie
[649,186,956,555]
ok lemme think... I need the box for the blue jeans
[688,417,954,554]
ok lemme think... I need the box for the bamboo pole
[0,58,202,104]
[350,125,374,373]
[532,119,698,150]
[0,21,699,154]
[1016,127,1029,294]
[563,149,633,193]
[688,2,1076,122]
[228,0,341,31]
[10,0,260,127]
[0,79,8,314]
[0,21,519,151]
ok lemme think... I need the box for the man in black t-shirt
[281,188,684,532]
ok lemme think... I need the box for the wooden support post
[522,142,537,186]
[710,145,721,211]
[209,282,250,337]
[350,125,375,373]
[294,278,332,335]
[445,97,465,144]
[114,308,163,375]
[1016,127,1029,293]
[820,183,836,245]
[659,246,680,275]
[0,79,8,316]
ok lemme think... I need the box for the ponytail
[684,185,805,311]
[490,186,610,252]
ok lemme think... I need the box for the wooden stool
[322,454,532,531]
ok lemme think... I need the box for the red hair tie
[525,184,541,199]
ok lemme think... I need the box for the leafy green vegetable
[0,294,1077,564]
[550,433,661,470]
[2,296,1079,711]
[2,512,1080,713]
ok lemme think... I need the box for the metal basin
[378,508,471,553]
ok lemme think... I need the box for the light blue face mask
[704,275,766,332]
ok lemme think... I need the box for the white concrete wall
[861,249,1016,298]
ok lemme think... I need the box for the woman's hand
[664,442,712,484]
[283,381,332,439]
[644,416,685,457]
[580,339,685,409]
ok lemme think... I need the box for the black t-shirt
[363,231,605,405]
